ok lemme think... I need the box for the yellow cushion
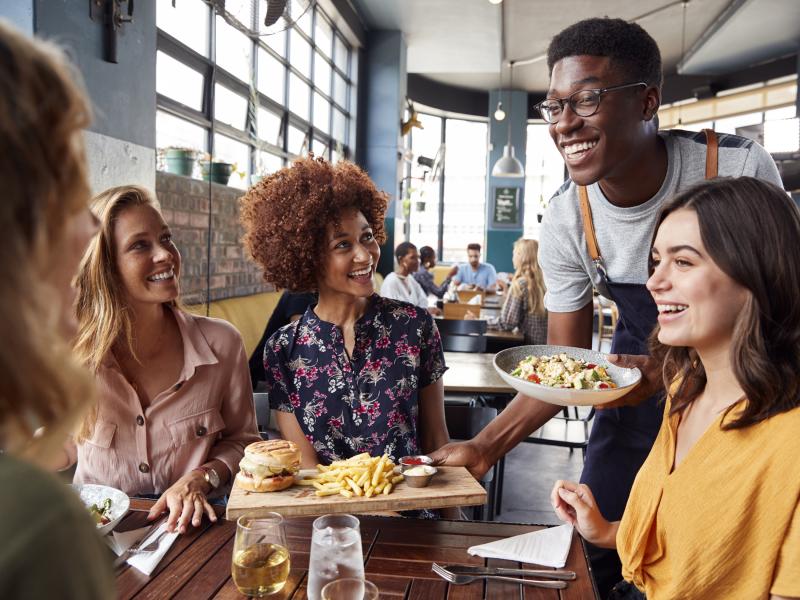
[186,291,283,357]
[432,265,453,286]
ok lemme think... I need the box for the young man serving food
[430,17,782,595]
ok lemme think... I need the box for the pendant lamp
[491,61,524,178]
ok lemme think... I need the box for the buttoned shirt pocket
[167,408,226,447]
[85,419,117,449]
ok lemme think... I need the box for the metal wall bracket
[89,0,134,63]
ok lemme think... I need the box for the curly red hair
[240,156,388,291]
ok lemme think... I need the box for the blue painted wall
[485,88,526,273]
[362,30,407,276]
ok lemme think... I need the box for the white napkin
[467,295,482,305]
[108,522,180,575]
[467,524,573,568]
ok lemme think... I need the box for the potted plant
[161,146,196,177]
[199,160,233,184]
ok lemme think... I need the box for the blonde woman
[67,186,260,534]
[0,19,113,598]
[499,238,548,344]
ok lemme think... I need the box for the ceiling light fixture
[488,0,503,4]
[492,60,525,178]
[493,101,506,121]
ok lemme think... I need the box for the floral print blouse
[264,295,447,464]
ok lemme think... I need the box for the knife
[444,565,577,581]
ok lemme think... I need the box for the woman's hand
[148,470,217,534]
[551,480,618,548]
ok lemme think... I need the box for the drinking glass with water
[322,578,379,600]
[231,513,290,597]
[307,514,364,600]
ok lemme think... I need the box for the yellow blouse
[617,394,800,600]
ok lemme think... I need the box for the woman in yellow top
[552,177,800,600]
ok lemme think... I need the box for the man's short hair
[395,241,416,261]
[467,243,481,252]
[547,18,663,88]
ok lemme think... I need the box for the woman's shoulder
[182,310,244,348]
[374,295,430,322]
[0,454,90,540]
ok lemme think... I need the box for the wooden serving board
[225,466,486,520]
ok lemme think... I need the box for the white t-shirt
[539,129,783,312]
[380,272,429,308]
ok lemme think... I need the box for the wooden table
[115,499,598,599]
[443,351,516,395]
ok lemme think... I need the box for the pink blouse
[68,308,260,496]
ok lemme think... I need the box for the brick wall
[155,171,275,305]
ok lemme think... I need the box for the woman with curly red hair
[240,156,451,471]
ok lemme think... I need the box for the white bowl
[493,345,641,407]
[72,483,130,536]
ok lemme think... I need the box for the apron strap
[578,185,601,263]
[578,129,719,270]
[703,128,718,178]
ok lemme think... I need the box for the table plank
[443,352,515,394]
[132,521,235,600]
[115,503,597,600]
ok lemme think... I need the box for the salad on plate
[510,353,617,390]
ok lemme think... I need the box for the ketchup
[402,457,426,465]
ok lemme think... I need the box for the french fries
[299,453,405,498]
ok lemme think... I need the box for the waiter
[431,17,782,596]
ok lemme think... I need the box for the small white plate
[72,483,130,536]
[493,345,641,407]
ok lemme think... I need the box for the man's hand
[148,470,217,534]
[597,353,663,409]
[429,441,491,480]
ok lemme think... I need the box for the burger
[236,439,301,492]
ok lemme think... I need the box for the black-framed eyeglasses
[534,82,647,124]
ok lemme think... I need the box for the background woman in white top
[380,242,432,311]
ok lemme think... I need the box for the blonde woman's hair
[508,238,546,316]
[73,186,180,440]
[0,19,95,462]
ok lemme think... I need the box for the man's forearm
[471,393,561,466]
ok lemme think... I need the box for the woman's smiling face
[647,208,749,354]
[317,208,380,300]
[113,204,181,310]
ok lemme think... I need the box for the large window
[406,114,488,263]
[156,0,358,189]
[442,119,488,262]
[523,123,565,239]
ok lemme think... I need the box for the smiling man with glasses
[431,17,782,598]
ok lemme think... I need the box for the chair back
[441,334,487,353]
[253,392,270,439]
[443,302,480,320]
[444,404,498,441]
[436,318,487,336]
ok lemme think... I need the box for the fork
[113,518,167,568]
[432,563,568,589]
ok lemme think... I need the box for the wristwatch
[194,465,220,489]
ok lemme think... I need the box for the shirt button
[136,415,144,426]
[196,425,207,437]
[138,462,150,473]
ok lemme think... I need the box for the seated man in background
[453,243,497,292]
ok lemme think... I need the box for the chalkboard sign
[493,186,520,225]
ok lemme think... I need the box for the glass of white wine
[321,578,379,600]
[231,513,290,597]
